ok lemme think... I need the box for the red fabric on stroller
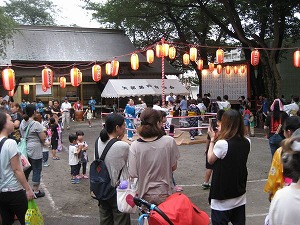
[149,193,210,225]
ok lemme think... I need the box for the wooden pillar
[80,84,83,104]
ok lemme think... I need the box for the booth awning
[101,79,189,98]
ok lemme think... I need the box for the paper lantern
[183,53,190,66]
[189,47,197,62]
[169,46,176,60]
[8,89,14,97]
[294,50,300,68]
[111,59,119,76]
[146,49,154,64]
[42,84,48,92]
[209,63,214,73]
[162,43,169,57]
[251,49,260,66]
[41,67,53,88]
[78,70,82,83]
[156,44,163,58]
[23,84,30,95]
[225,65,231,74]
[216,49,224,64]
[217,65,222,74]
[241,65,246,74]
[234,65,238,74]
[2,68,15,91]
[92,64,102,82]
[70,67,80,87]
[105,63,112,75]
[131,53,139,70]
[197,59,203,70]
[60,77,66,88]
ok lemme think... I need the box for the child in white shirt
[68,134,82,184]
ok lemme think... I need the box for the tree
[4,0,57,25]
[85,0,300,99]
[0,7,16,57]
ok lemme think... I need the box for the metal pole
[161,38,165,107]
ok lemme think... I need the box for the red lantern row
[204,64,247,74]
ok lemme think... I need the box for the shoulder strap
[94,138,118,160]
[24,121,35,139]
[0,138,8,154]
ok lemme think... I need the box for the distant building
[223,49,245,62]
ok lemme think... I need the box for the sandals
[52,157,60,160]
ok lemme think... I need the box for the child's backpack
[90,137,121,201]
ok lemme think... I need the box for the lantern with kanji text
[92,64,102,82]
[197,59,203,70]
[209,63,214,73]
[217,65,222,74]
[168,46,176,60]
[111,59,119,76]
[23,84,30,95]
[216,49,224,64]
[251,49,260,66]
[131,53,139,70]
[294,50,300,68]
[60,77,66,88]
[70,67,80,87]
[183,53,190,66]
[189,47,197,62]
[42,67,53,88]
[146,49,154,64]
[2,68,15,91]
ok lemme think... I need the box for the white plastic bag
[116,179,138,213]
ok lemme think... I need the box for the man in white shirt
[284,96,299,116]
[61,97,72,130]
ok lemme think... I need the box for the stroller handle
[133,197,174,225]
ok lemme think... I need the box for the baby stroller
[134,193,210,225]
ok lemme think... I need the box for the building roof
[0,25,180,76]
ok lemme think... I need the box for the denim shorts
[24,158,43,185]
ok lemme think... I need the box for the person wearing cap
[61,97,72,130]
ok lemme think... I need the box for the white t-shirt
[69,145,79,165]
[61,102,72,112]
[269,185,300,225]
[216,101,231,110]
[211,138,251,210]
[284,102,299,116]
[0,137,23,191]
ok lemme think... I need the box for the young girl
[243,105,251,136]
[49,117,59,160]
[83,106,93,128]
[42,128,51,167]
[76,130,89,179]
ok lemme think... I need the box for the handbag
[116,178,138,213]
[18,121,35,171]
[25,200,44,225]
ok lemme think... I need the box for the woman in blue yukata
[124,99,136,141]
[187,99,201,140]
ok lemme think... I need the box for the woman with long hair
[0,111,35,225]
[264,99,289,157]
[20,104,46,198]
[128,108,180,205]
[96,113,131,225]
[207,109,251,225]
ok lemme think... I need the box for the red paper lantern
[146,49,154,64]
[111,59,119,76]
[105,63,112,75]
[168,46,176,60]
[2,68,15,91]
[23,84,30,95]
[70,67,80,87]
[183,53,190,66]
[241,65,246,74]
[209,63,214,73]
[233,65,238,74]
[189,47,197,62]
[294,50,300,68]
[42,67,53,88]
[225,65,231,74]
[42,84,48,92]
[251,49,260,66]
[162,43,169,57]
[8,89,14,97]
[60,77,66,88]
[92,64,102,82]
[217,65,222,74]
[131,53,139,70]
[156,44,163,58]
[216,49,224,64]
[197,59,203,70]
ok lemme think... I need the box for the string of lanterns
[1,40,299,96]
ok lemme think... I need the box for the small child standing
[50,117,60,160]
[42,127,51,167]
[69,133,82,184]
[76,130,89,179]
[83,106,93,128]
[249,112,255,137]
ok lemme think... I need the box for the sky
[0,0,103,28]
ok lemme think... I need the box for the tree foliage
[0,7,16,58]
[3,0,57,25]
[85,0,300,98]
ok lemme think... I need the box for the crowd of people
[1,93,300,225]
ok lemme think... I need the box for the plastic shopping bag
[116,179,138,213]
[18,139,31,171]
[20,153,31,171]
[25,200,44,225]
